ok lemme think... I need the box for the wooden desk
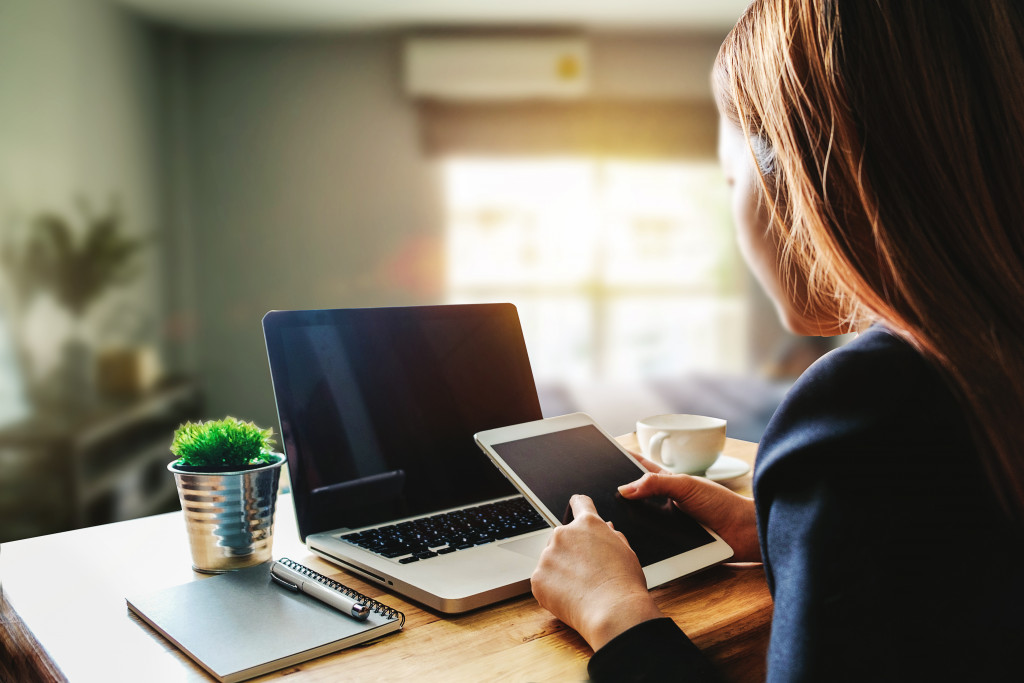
[1,438,771,682]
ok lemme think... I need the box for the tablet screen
[490,424,715,566]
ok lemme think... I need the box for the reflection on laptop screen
[263,305,543,539]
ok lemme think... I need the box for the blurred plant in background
[0,198,147,408]
[1,198,146,319]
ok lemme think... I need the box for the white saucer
[701,455,750,483]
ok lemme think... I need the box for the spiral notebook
[126,560,404,683]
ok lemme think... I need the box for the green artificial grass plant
[170,416,277,469]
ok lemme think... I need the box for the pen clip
[271,571,300,592]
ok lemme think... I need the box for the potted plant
[167,417,286,573]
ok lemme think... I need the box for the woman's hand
[531,495,664,651]
[620,456,761,562]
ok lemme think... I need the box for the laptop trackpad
[498,531,551,559]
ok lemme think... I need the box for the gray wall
[177,33,445,430]
[0,0,165,393]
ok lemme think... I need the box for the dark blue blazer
[589,327,1024,682]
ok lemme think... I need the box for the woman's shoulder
[755,325,967,479]
[790,325,930,398]
[754,328,1023,681]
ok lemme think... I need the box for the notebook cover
[126,562,402,682]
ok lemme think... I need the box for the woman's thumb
[618,472,695,499]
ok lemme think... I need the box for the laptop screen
[263,304,543,539]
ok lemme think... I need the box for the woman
[530,1,1024,680]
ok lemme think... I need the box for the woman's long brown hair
[715,0,1024,521]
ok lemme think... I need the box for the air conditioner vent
[403,36,589,100]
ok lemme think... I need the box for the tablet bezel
[475,412,733,588]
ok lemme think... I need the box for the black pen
[271,560,370,621]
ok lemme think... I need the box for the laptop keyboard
[340,497,549,564]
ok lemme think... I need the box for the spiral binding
[277,558,406,627]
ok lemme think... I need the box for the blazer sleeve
[753,328,933,680]
[753,327,1023,681]
[588,617,722,682]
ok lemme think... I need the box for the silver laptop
[262,304,552,613]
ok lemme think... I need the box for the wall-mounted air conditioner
[403,36,589,100]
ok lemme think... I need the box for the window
[444,158,745,383]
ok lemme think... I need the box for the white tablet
[475,412,733,588]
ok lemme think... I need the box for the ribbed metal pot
[168,454,285,573]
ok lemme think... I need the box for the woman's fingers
[619,471,711,503]
[619,471,737,517]
[618,471,762,562]
[633,454,666,474]
[569,494,600,519]
[531,494,663,650]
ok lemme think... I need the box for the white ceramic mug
[635,414,727,474]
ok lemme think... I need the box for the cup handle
[647,431,675,468]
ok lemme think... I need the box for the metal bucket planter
[168,454,285,573]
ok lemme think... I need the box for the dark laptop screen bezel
[262,304,543,540]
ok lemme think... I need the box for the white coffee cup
[635,414,727,475]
